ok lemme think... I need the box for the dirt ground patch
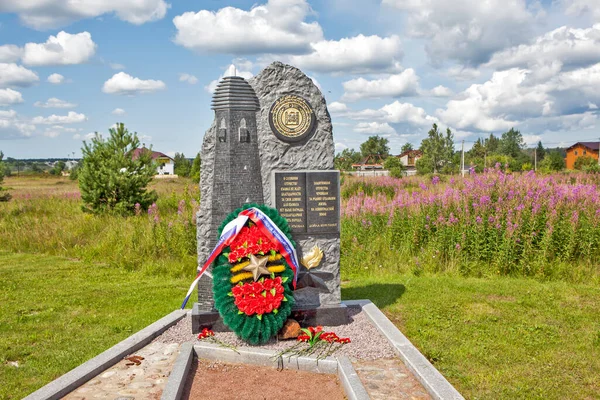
[183,358,345,400]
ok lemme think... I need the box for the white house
[131,148,175,176]
[396,150,423,176]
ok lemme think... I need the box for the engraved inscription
[307,172,339,233]
[274,172,307,233]
[274,171,339,235]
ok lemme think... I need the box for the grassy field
[343,275,600,399]
[1,174,599,399]
[0,252,192,399]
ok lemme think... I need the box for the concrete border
[161,342,194,400]
[344,300,464,400]
[24,309,188,400]
[161,341,369,400]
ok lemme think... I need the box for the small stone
[278,319,302,339]
[101,371,116,378]
[7,361,19,368]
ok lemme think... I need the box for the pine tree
[174,153,191,177]
[190,152,201,182]
[78,123,157,215]
[0,151,11,202]
[418,123,455,174]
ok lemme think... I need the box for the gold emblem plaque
[269,95,316,143]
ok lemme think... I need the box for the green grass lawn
[342,274,600,400]
[0,252,193,400]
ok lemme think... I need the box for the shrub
[383,156,405,178]
[0,151,11,201]
[78,123,157,215]
[574,155,599,172]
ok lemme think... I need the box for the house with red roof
[131,147,175,176]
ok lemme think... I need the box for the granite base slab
[191,302,349,333]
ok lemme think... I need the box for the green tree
[78,123,157,215]
[539,150,565,172]
[401,143,414,153]
[174,152,191,177]
[334,148,362,170]
[485,134,500,153]
[0,151,11,201]
[536,141,545,161]
[574,156,599,171]
[49,160,66,175]
[360,136,390,158]
[470,138,486,158]
[499,128,524,158]
[190,152,201,182]
[418,123,454,174]
[383,156,405,178]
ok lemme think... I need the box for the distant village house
[565,142,599,170]
[396,149,422,176]
[131,148,175,176]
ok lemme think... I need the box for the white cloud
[380,101,438,126]
[109,63,125,70]
[102,72,166,95]
[427,85,453,97]
[383,0,536,66]
[173,0,323,54]
[34,98,77,109]
[338,100,437,128]
[205,64,253,93]
[522,134,542,145]
[47,73,65,84]
[0,45,22,63]
[179,73,198,85]
[0,109,35,138]
[0,63,39,88]
[436,68,545,132]
[22,31,96,66]
[334,142,348,153]
[486,25,600,70]
[73,132,97,140]
[0,0,169,30]
[354,122,397,135]
[341,69,419,101]
[288,34,403,74]
[561,0,600,21]
[445,66,481,81]
[112,108,126,115]
[32,111,87,125]
[0,88,24,106]
[589,102,598,109]
[328,101,348,114]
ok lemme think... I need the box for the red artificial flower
[320,332,340,343]
[232,277,285,316]
[297,334,310,342]
[198,328,215,340]
[337,337,351,344]
[227,225,279,262]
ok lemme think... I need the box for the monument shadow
[342,283,406,309]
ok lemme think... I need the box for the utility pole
[534,147,537,171]
[484,151,487,170]
[461,140,465,177]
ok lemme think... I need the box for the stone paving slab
[354,358,431,400]
[62,342,180,400]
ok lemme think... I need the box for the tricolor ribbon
[181,207,299,309]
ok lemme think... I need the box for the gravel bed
[155,307,397,361]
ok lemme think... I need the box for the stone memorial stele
[193,62,347,333]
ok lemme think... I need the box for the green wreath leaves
[212,203,296,345]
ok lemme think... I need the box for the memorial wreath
[183,203,298,345]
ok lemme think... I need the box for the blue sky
[1,0,600,158]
